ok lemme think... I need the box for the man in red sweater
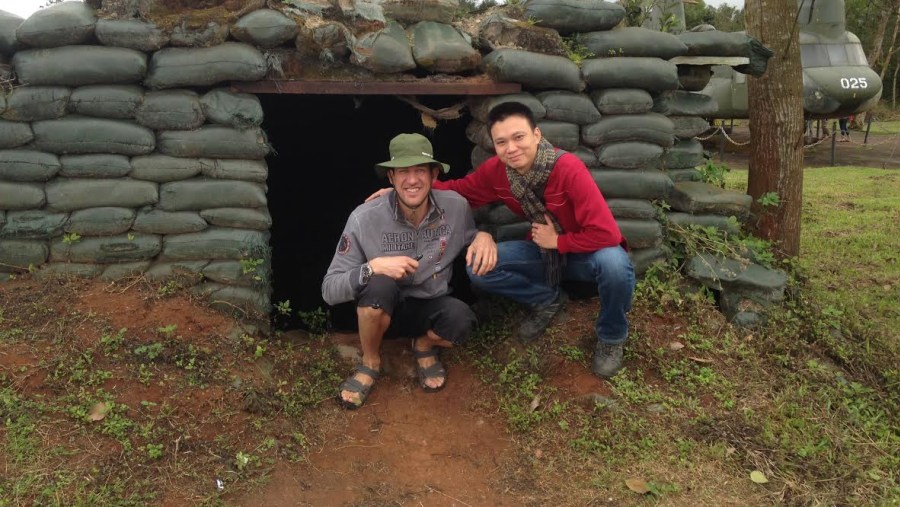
[371,102,635,378]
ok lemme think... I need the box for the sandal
[337,364,380,410]
[413,346,447,393]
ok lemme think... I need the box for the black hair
[486,101,537,131]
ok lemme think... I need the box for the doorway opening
[261,94,477,331]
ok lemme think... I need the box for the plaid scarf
[506,138,565,287]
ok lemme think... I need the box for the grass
[866,120,900,135]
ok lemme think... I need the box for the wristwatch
[360,262,373,285]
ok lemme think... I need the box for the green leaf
[750,470,769,484]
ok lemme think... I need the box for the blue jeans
[467,241,635,344]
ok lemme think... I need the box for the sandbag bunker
[0,0,783,326]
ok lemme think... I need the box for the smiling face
[489,114,542,174]
[387,164,439,212]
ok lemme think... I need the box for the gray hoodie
[321,190,477,305]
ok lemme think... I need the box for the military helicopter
[698,0,882,119]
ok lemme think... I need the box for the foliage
[561,35,594,65]
[684,0,745,31]
[697,159,731,188]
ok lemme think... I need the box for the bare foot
[339,363,379,407]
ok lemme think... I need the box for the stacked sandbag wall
[0,3,272,316]
[0,0,766,319]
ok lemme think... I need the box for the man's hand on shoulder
[365,187,393,202]
[369,255,419,280]
[467,231,497,276]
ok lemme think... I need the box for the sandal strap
[414,348,439,359]
[355,364,381,379]
[340,376,371,394]
[418,361,446,378]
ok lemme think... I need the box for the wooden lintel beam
[230,79,521,95]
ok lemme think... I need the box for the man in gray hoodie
[322,133,496,409]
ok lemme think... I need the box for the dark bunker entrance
[261,94,478,331]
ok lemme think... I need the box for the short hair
[487,101,537,131]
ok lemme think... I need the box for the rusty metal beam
[230,78,521,95]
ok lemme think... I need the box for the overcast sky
[3,0,743,20]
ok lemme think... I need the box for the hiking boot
[518,291,567,344]
[591,342,624,379]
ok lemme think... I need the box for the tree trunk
[893,57,899,107]
[879,7,900,81]
[744,0,805,257]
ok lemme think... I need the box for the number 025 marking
[840,77,868,89]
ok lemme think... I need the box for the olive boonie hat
[374,133,450,178]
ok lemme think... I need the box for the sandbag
[467,119,494,151]
[524,0,625,34]
[536,121,580,151]
[1,86,70,121]
[32,118,155,156]
[0,91,6,115]
[130,155,209,183]
[607,199,656,219]
[157,126,270,159]
[68,85,144,119]
[160,227,269,261]
[0,10,23,55]
[201,159,268,183]
[65,207,136,236]
[589,169,673,200]
[200,88,263,129]
[582,114,674,148]
[469,93,546,123]
[1,210,67,239]
[476,12,567,56]
[60,154,132,178]
[678,65,712,92]
[536,91,600,125]
[482,49,584,92]
[664,139,705,169]
[596,142,665,169]
[653,90,718,117]
[381,0,458,24]
[678,31,774,76]
[581,27,687,59]
[582,57,679,92]
[479,203,521,226]
[191,282,270,316]
[0,182,45,210]
[630,246,668,276]
[351,21,416,74]
[202,260,268,286]
[201,207,272,230]
[95,19,169,52]
[0,120,33,149]
[145,260,208,281]
[668,168,702,182]
[101,261,151,281]
[231,9,298,49]
[0,239,48,272]
[13,46,147,87]
[617,218,663,249]
[135,90,205,130]
[667,212,740,235]
[35,262,103,278]
[410,21,481,73]
[159,179,267,211]
[15,2,96,48]
[144,43,267,90]
[471,145,493,169]
[50,233,162,263]
[45,178,158,212]
[132,208,208,235]
[572,146,599,168]
[0,150,60,182]
[671,116,712,139]
[590,89,653,115]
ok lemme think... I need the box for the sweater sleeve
[433,160,501,209]
[554,156,623,254]
[321,211,368,305]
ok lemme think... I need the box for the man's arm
[321,215,368,306]
[460,204,497,276]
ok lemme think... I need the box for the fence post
[864,113,874,144]
[831,120,837,166]
[719,126,726,162]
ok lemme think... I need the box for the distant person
[368,102,635,379]
[839,116,852,142]
[322,133,494,409]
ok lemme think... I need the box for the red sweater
[433,153,625,254]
